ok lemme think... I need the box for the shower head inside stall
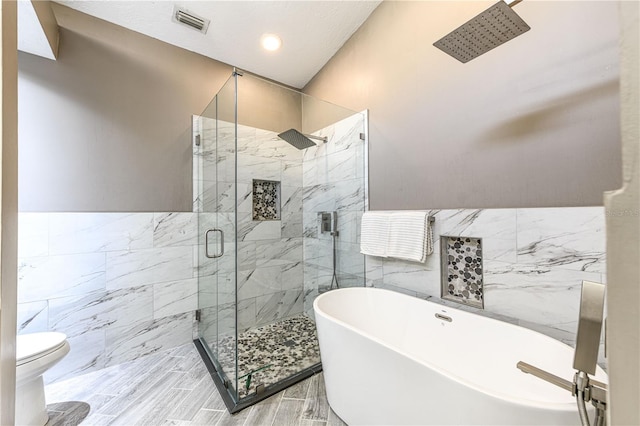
[433,0,530,64]
[277,129,327,150]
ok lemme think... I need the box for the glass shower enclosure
[192,70,368,411]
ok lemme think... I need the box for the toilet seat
[15,332,70,426]
[16,332,68,366]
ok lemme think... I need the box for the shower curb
[193,338,323,414]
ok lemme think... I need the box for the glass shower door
[196,74,239,400]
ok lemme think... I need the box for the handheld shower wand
[572,280,607,426]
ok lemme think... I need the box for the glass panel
[301,94,368,294]
[234,75,306,399]
[194,98,218,359]
[196,74,239,400]
[215,74,239,398]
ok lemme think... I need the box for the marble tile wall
[17,212,199,383]
[366,207,606,355]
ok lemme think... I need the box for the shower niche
[252,179,281,221]
[440,236,484,309]
[192,69,368,412]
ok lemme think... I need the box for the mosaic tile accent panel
[441,236,484,308]
[213,315,320,399]
[253,179,281,221]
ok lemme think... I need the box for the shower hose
[329,231,340,290]
[575,372,607,426]
[576,389,590,426]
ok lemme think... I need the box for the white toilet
[16,332,70,426]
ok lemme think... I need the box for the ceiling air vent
[172,6,210,34]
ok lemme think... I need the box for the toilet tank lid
[16,332,67,364]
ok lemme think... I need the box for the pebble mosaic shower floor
[211,315,321,399]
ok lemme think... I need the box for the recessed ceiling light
[261,34,282,51]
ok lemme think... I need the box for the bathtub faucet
[517,280,607,426]
[516,361,608,426]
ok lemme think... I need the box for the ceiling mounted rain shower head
[277,129,327,150]
[433,0,530,64]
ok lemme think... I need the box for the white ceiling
[52,0,381,89]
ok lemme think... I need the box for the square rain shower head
[433,1,530,64]
[277,129,317,150]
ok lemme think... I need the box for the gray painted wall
[18,6,310,212]
[18,5,232,212]
[21,2,624,212]
[304,1,623,209]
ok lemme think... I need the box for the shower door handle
[205,229,224,259]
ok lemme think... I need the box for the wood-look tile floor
[44,343,347,426]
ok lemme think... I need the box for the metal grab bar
[205,229,224,259]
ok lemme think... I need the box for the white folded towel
[360,211,434,262]
[387,212,433,263]
[360,211,391,258]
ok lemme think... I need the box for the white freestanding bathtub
[313,287,607,425]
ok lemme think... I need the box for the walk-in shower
[191,69,368,412]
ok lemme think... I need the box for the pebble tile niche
[252,179,281,221]
[441,236,484,308]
